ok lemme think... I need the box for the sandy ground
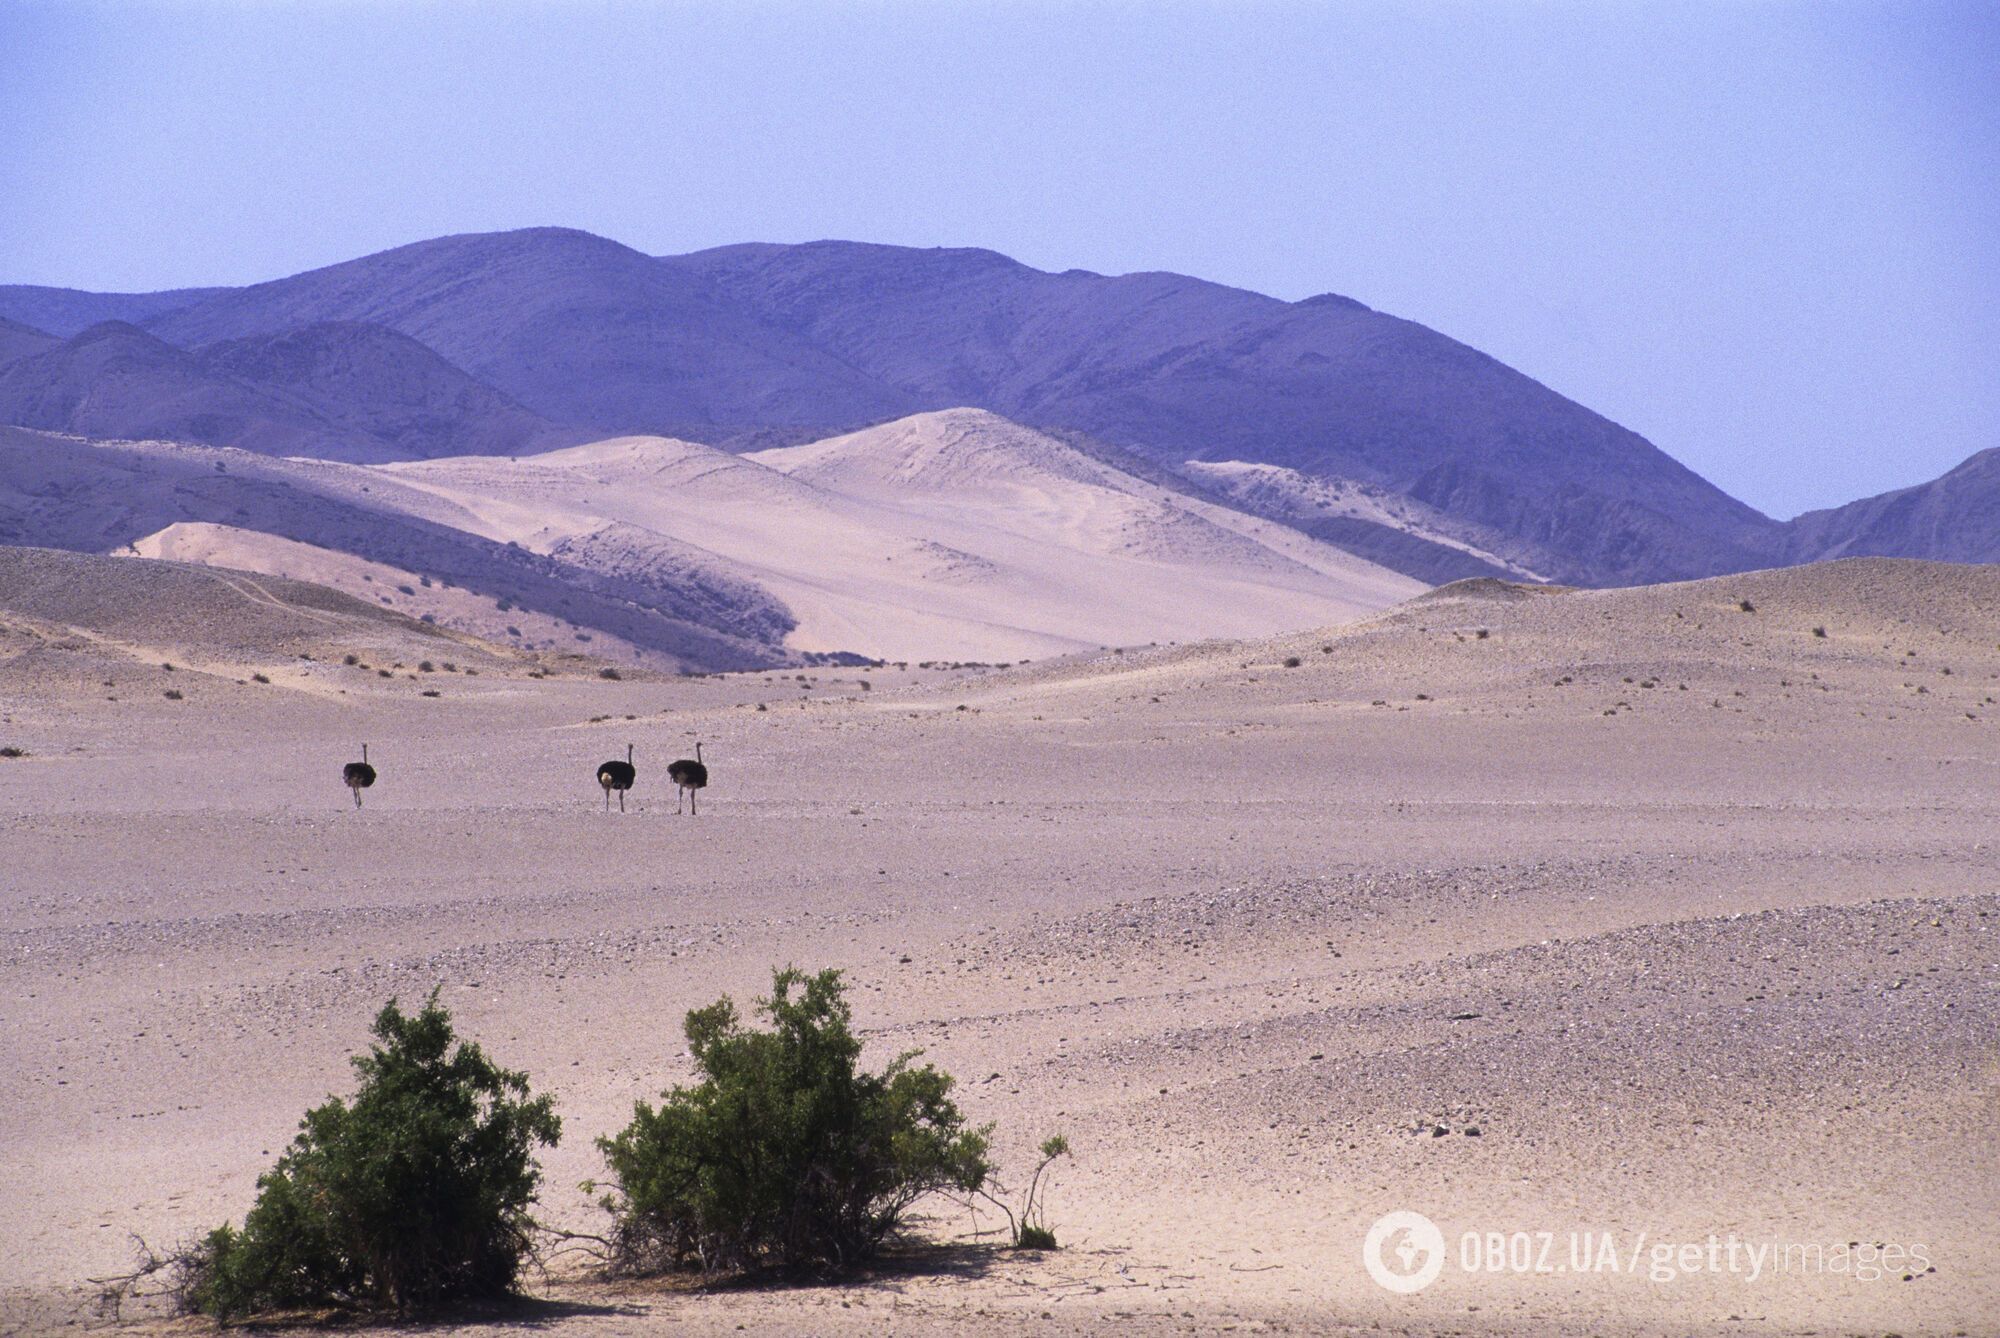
[1,557,1996,1336]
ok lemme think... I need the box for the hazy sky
[3,1,1993,518]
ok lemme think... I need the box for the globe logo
[1362,1210,1447,1293]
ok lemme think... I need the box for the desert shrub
[250,673,271,684]
[977,1134,1070,1250]
[163,689,184,701]
[178,993,560,1319]
[1739,598,1756,612]
[1282,656,1302,668]
[598,666,622,680]
[419,661,435,673]
[596,967,990,1276]
[1813,626,1828,638]
[0,745,24,758]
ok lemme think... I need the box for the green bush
[597,967,990,1275]
[179,992,560,1318]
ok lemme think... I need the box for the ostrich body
[598,743,636,812]
[342,744,376,809]
[667,742,708,814]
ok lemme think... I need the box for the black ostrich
[342,743,376,809]
[668,742,708,815]
[598,743,636,812]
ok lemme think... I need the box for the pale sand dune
[0,557,1994,1336]
[384,410,1423,662]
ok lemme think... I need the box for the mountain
[0,317,58,369]
[5,227,1767,586]
[198,321,577,458]
[0,284,231,337]
[142,229,912,440]
[0,320,575,463]
[1783,449,1999,566]
[6,228,1983,588]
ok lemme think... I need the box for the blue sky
[2,0,1993,518]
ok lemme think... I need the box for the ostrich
[598,743,636,812]
[668,742,708,815]
[342,744,376,809]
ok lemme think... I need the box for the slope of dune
[1182,457,1536,583]
[389,410,1424,662]
[0,427,797,670]
[968,556,2000,734]
[0,544,509,682]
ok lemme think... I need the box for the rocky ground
[1,558,1995,1336]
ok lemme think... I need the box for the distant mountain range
[0,227,1990,606]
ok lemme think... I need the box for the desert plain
[1,548,1995,1336]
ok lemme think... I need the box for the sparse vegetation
[175,993,559,1319]
[0,746,25,759]
[976,1134,1071,1251]
[595,967,990,1276]
[1739,598,1756,613]
[163,689,183,701]
[598,667,622,680]
[1813,626,1828,638]
[419,661,435,673]
[1282,655,1302,668]
[344,654,360,666]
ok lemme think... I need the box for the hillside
[1785,448,1999,565]
[0,317,57,369]
[0,320,575,463]
[0,284,231,337]
[969,556,2000,741]
[0,228,1779,586]
[0,544,512,684]
[0,426,797,671]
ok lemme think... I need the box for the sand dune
[0,545,522,715]
[1,556,1993,1335]
[0,427,798,671]
[386,409,1422,662]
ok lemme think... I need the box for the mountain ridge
[0,227,1989,584]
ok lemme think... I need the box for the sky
[2,1,1994,519]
